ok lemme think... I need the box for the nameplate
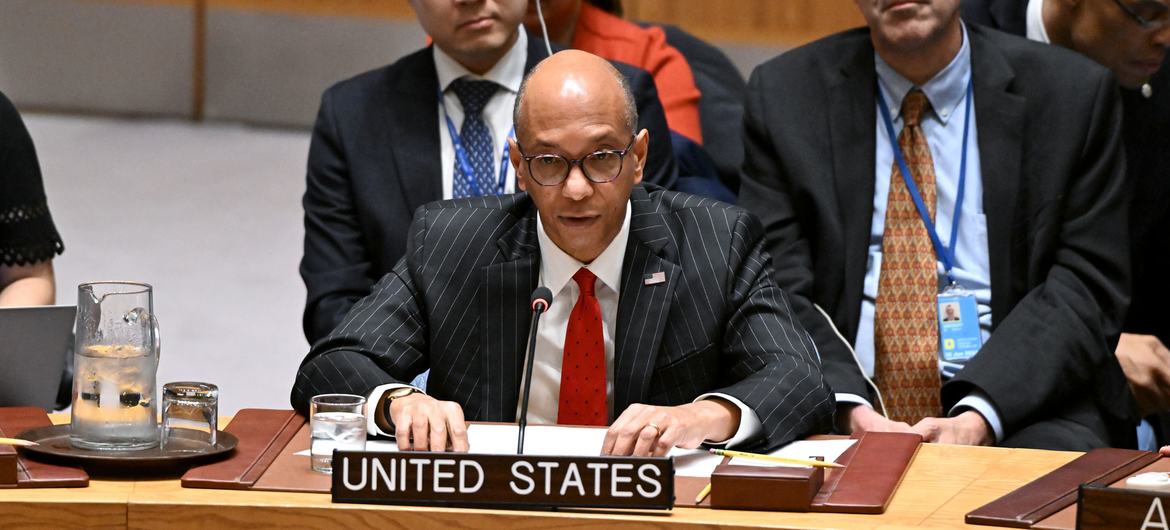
[331,451,674,510]
[1078,483,1170,530]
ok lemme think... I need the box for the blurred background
[1,0,863,415]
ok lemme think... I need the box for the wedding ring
[647,422,660,434]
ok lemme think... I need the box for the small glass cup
[310,394,367,474]
[161,382,218,451]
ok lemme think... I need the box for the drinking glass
[310,394,366,473]
[161,382,218,451]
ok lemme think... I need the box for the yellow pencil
[709,448,844,468]
[0,437,36,447]
[694,483,712,503]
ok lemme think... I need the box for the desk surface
[0,416,1079,529]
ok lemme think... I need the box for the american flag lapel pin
[644,271,666,285]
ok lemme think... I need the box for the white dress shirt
[433,28,528,199]
[1026,0,1052,44]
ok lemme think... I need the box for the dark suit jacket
[739,24,1136,448]
[301,35,679,342]
[649,23,747,195]
[962,0,1170,352]
[291,185,835,450]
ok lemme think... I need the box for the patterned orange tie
[873,89,942,425]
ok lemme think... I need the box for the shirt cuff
[835,393,873,409]
[693,393,763,448]
[950,391,1005,443]
[365,383,424,437]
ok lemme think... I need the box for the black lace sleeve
[0,90,64,266]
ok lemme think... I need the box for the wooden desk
[0,418,1079,529]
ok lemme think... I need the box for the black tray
[16,424,236,475]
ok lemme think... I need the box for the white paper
[295,425,855,479]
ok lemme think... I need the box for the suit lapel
[389,48,443,209]
[613,187,681,416]
[969,27,1024,325]
[829,40,878,339]
[478,204,540,421]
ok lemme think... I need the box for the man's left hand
[1116,333,1170,415]
[912,411,994,446]
[601,400,740,457]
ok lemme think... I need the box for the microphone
[517,286,553,454]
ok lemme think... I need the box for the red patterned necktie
[873,89,943,425]
[557,268,607,426]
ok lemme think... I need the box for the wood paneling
[624,0,866,46]
[84,0,864,46]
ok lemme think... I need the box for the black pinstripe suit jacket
[291,185,834,449]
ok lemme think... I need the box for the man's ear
[631,129,649,185]
[509,137,527,192]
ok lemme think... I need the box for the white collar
[433,27,528,94]
[536,201,631,296]
[1026,0,1052,43]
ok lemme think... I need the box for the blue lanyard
[439,88,511,197]
[876,77,973,287]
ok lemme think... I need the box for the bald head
[512,50,638,144]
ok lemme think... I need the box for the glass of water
[161,382,218,451]
[310,394,367,474]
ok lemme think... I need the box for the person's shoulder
[755,27,871,75]
[321,47,434,102]
[415,193,532,224]
[749,27,871,91]
[642,185,754,232]
[970,24,1110,85]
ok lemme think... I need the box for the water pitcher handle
[152,314,162,362]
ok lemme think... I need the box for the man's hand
[838,404,914,435]
[1160,445,1170,457]
[601,400,740,457]
[912,411,993,446]
[1116,333,1170,415]
[387,393,469,452]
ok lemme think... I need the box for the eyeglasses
[518,137,635,186]
[1112,0,1169,29]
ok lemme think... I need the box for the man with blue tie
[291,50,833,455]
[299,0,678,344]
[740,0,1135,449]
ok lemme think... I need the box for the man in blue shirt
[740,0,1135,449]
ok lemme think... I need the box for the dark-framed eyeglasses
[1112,0,1169,29]
[518,137,636,186]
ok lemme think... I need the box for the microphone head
[530,287,553,312]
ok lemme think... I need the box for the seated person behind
[291,50,834,456]
[740,0,1132,450]
[300,0,680,344]
[0,90,63,307]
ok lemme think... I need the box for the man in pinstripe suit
[292,50,834,456]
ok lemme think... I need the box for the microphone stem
[517,307,545,454]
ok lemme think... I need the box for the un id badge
[938,285,981,363]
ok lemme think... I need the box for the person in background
[740,0,1134,450]
[300,0,679,346]
[0,90,63,307]
[961,0,1170,450]
[523,0,734,202]
[291,50,833,454]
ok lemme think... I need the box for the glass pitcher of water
[70,282,161,450]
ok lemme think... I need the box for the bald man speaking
[291,50,834,455]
